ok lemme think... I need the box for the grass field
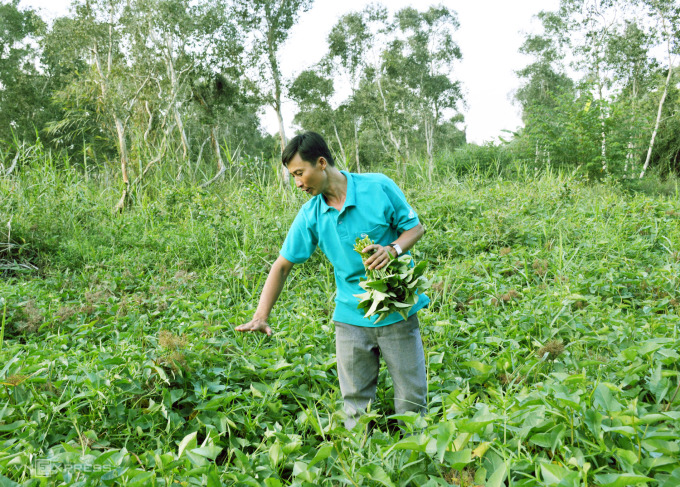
[1,158,679,486]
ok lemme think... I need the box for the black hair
[281,131,335,167]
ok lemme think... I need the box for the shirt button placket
[337,213,348,239]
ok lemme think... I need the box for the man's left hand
[362,244,395,270]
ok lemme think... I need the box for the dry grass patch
[537,340,565,361]
[157,330,189,372]
[443,467,481,487]
[17,299,43,332]
[532,259,549,277]
[491,289,521,306]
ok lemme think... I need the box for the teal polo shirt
[280,171,429,327]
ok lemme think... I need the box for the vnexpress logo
[33,459,114,476]
[34,459,57,476]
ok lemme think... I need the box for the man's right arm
[235,255,295,336]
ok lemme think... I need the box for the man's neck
[323,168,347,211]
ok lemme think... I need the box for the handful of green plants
[353,235,430,323]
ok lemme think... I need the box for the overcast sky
[20,0,560,145]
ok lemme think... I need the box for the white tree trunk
[424,116,434,182]
[112,116,130,212]
[92,39,130,212]
[144,101,153,143]
[376,76,404,168]
[640,9,674,180]
[275,103,290,185]
[333,123,347,170]
[173,107,189,159]
[640,65,672,179]
[200,128,228,188]
[211,127,225,173]
[353,118,361,173]
[624,140,634,178]
[165,35,189,160]
[598,80,607,173]
[535,142,539,165]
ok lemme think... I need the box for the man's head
[282,131,335,167]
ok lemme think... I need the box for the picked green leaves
[353,236,430,323]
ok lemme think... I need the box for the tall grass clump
[1,143,679,485]
[443,143,515,178]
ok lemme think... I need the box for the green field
[1,161,680,486]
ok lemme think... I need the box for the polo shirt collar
[320,170,355,213]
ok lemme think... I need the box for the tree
[234,0,314,184]
[326,7,383,172]
[54,0,136,208]
[0,1,47,145]
[638,0,680,178]
[40,15,102,162]
[358,61,413,168]
[123,0,201,161]
[288,68,345,163]
[515,11,578,167]
[559,0,625,172]
[45,0,261,193]
[387,5,463,180]
[45,0,153,210]
[517,0,679,178]
[605,20,657,177]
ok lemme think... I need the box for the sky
[19,0,560,145]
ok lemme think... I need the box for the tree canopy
[1,0,679,181]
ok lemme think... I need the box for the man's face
[287,153,327,196]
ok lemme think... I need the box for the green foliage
[353,236,430,323]
[292,4,466,172]
[0,0,49,144]
[515,1,680,178]
[2,149,680,485]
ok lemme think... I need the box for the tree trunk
[113,116,130,213]
[535,142,539,165]
[624,140,634,178]
[211,127,225,174]
[274,101,290,185]
[353,118,361,173]
[376,76,406,169]
[200,127,227,188]
[424,116,434,182]
[597,77,607,173]
[195,137,209,171]
[640,64,672,179]
[92,39,130,213]
[144,101,153,143]
[266,15,290,187]
[373,118,391,154]
[275,101,287,152]
[333,123,347,169]
[165,35,189,160]
[624,82,638,179]
[640,8,674,180]
[173,106,189,160]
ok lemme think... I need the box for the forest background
[1,0,680,190]
[1,0,680,485]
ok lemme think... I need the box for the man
[236,132,429,429]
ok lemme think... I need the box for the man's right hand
[235,318,272,337]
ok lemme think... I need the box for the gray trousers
[334,313,427,430]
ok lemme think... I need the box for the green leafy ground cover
[1,163,680,486]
